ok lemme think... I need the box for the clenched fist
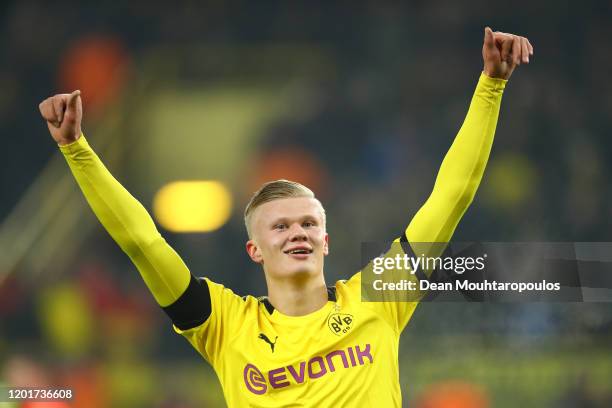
[39,90,83,146]
[483,27,534,80]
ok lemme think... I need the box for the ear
[323,233,329,256]
[246,239,264,264]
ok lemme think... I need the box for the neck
[265,271,328,316]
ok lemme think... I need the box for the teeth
[288,249,310,254]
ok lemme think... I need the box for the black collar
[259,286,337,315]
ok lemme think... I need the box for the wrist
[57,133,83,148]
[483,68,510,81]
[56,130,82,147]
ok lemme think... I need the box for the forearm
[60,135,190,306]
[406,72,506,246]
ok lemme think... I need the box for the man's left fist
[482,27,534,80]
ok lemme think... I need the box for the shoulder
[333,272,362,305]
[200,277,263,313]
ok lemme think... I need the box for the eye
[303,220,316,228]
[274,223,287,230]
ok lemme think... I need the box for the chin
[280,264,319,280]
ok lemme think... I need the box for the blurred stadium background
[1,1,611,407]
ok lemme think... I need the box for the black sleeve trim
[399,232,428,281]
[399,232,414,254]
[162,274,212,330]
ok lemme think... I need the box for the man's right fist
[39,90,83,146]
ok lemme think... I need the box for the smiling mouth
[284,249,313,255]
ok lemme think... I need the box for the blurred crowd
[1,1,611,407]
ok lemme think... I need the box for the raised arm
[38,91,195,310]
[404,27,533,249]
[360,27,533,333]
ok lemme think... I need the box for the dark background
[1,1,611,407]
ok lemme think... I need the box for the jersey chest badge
[327,313,354,336]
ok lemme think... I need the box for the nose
[288,223,308,242]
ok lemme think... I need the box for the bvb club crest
[327,313,354,336]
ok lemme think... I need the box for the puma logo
[258,333,278,352]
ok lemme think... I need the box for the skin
[40,26,534,316]
[246,197,329,316]
[39,90,82,146]
[482,26,533,80]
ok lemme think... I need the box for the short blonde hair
[244,179,324,237]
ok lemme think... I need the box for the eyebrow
[268,214,320,226]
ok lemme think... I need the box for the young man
[39,27,532,406]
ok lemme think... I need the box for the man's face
[246,197,329,281]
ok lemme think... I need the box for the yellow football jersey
[175,273,416,407]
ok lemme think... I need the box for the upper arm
[172,278,249,367]
[162,275,212,330]
[405,188,470,250]
[125,235,192,307]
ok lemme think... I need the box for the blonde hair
[244,179,324,238]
